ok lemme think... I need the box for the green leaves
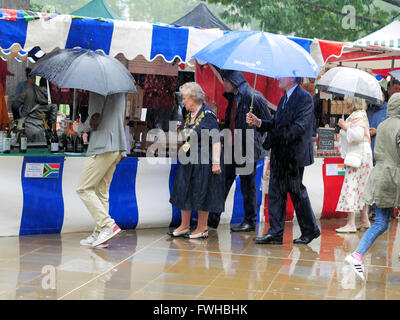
[28,0,398,42]
[206,0,398,41]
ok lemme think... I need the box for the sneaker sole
[92,227,121,247]
[345,256,365,281]
[93,243,109,249]
[80,242,109,248]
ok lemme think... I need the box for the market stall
[0,8,260,236]
[1,8,399,236]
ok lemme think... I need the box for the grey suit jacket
[78,92,127,157]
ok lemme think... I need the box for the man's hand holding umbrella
[246,111,262,127]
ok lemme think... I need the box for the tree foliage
[204,0,398,41]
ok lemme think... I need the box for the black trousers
[210,162,258,225]
[267,167,319,238]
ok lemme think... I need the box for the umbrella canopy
[390,69,400,79]
[193,30,320,78]
[316,67,383,105]
[31,48,136,96]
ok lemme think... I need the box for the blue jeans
[356,207,392,256]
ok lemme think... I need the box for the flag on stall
[42,163,60,178]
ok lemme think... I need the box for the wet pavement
[0,218,399,300]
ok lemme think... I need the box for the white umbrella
[316,67,383,105]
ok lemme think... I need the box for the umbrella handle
[248,74,258,127]
[249,73,257,111]
[72,89,77,121]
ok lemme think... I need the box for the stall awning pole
[390,57,395,96]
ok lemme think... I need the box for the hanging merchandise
[141,74,178,110]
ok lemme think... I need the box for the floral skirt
[336,153,373,213]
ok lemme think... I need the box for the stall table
[0,150,265,237]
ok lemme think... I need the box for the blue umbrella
[193,30,320,79]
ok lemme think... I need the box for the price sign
[318,128,335,150]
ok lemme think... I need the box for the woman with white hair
[169,82,224,239]
[335,95,373,233]
[345,92,400,280]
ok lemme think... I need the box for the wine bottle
[65,134,74,153]
[10,122,18,148]
[50,123,59,153]
[19,123,28,153]
[58,128,67,152]
[40,113,52,147]
[3,123,11,153]
[74,133,84,153]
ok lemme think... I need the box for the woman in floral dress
[335,95,373,233]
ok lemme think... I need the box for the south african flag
[42,163,60,178]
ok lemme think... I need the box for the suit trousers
[76,151,122,234]
[210,162,258,225]
[267,167,319,238]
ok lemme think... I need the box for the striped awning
[0,8,398,78]
[356,21,400,49]
[0,8,226,63]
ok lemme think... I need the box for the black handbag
[396,130,400,160]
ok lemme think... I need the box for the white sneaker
[80,232,109,248]
[345,254,365,281]
[92,223,121,247]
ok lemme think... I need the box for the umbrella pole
[72,89,77,121]
[46,80,52,105]
[250,73,258,111]
[249,22,263,112]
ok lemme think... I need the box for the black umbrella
[31,48,137,96]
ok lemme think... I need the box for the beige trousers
[76,151,122,234]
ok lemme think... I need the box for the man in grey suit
[73,92,127,248]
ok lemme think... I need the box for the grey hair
[179,82,205,104]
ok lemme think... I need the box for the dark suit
[259,85,319,238]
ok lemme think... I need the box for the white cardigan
[339,126,372,161]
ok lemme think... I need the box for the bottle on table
[50,123,59,153]
[19,123,28,153]
[65,134,75,153]
[3,123,11,153]
[74,133,84,153]
[58,128,67,152]
[40,113,52,148]
[10,122,18,148]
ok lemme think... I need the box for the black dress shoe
[207,215,220,229]
[253,234,283,244]
[293,230,321,245]
[230,222,256,232]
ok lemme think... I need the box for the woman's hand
[246,112,261,127]
[369,128,377,137]
[338,117,348,131]
[212,163,222,174]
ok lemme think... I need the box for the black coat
[222,70,272,163]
